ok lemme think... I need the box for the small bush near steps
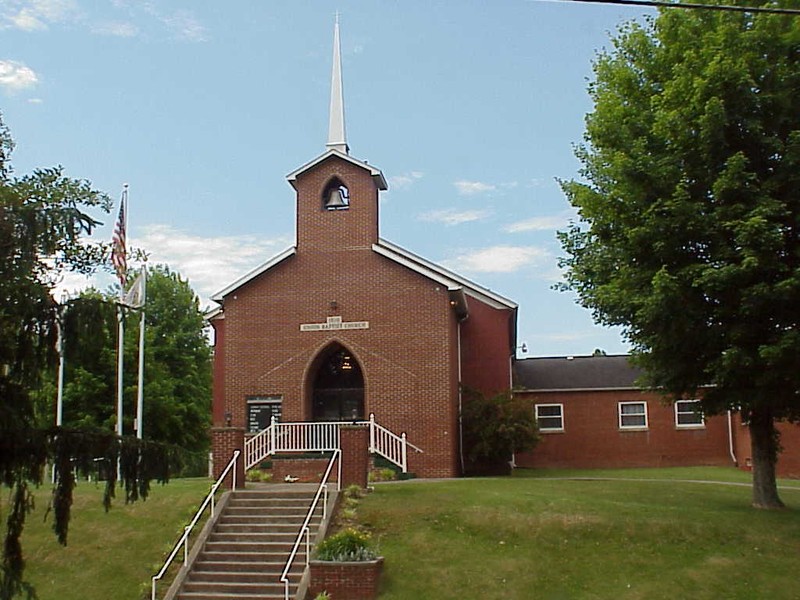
[315,528,378,562]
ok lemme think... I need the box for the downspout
[457,320,465,475]
[509,348,516,468]
[727,410,738,466]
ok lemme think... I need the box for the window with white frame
[618,401,648,429]
[535,404,564,432]
[675,400,704,428]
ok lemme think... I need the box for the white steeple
[326,16,349,154]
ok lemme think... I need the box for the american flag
[111,188,127,287]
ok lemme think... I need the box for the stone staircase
[174,484,327,600]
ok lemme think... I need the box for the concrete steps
[174,486,324,600]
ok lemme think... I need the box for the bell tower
[286,18,387,253]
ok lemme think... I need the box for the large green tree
[58,266,211,463]
[559,3,799,509]
[0,115,177,599]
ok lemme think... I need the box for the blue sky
[1,1,658,357]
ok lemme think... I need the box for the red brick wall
[730,415,800,478]
[210,316,225,427]
[460,299,513,396]
[270,457,337,483]
[211,427,245,489]
[340,425,369,489]
[216,156,462,478]
[294,155,379,252]
[514,390,733,469]
[309,558,383,600]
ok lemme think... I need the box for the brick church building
[208,23,799,481]
[207,22,516,479]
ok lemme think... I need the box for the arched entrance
[310,343,364,421]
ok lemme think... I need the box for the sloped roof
[374,239,517,310]
[286,149,388,191]
[513,354,643,391]
[210,246,296,303]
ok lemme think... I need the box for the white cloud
[505,214,569,233]
[388,171,423,190]
[92,20,138,37]
[2,0,79,30]
[143,5,207,42]
[27,96,43,104]
[132,224,292,308]
[454,180,495,195]
[0,60,39,92]
[443,245,549,274]
[418,208,491,226]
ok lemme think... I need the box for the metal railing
[279,449,341,600]
[151,450,240,600]
[245,415,422,473]
[368,414,422,473]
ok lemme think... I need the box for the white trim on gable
[286,149,388,190]
[373,239,517,311]
[210,246,297,302]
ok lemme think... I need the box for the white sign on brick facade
[300,315,369,332]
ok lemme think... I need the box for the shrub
[343,484,363,499]
[315,528,378,562]
[245,468,272,483]
[314,593,331,600]
[461,387,539,475]
[368,468,397,482]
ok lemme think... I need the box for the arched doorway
[311,343,364,421]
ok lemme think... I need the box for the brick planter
[308,557,384,600]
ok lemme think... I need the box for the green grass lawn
[361,468,800,600]
[5,477,211,600]
[7,468,800,600]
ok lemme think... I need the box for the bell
[325,188,348,209]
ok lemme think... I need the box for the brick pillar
[340,424,369,489]
[211,427,245,489]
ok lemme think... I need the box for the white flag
[122,272,145,308]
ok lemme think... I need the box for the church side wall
[459,299,513,397]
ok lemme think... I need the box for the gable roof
[210,246,296,303]
[286,149,388,191]
[373,239,517,311]
[208,238,518,319]
[513,354,643,391]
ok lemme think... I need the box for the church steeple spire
[326,15,349,154]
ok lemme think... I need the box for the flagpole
[53,291,67,484]
[136,264,146,439]
[113,184,128,482]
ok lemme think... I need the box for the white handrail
[279,449,341,600]
[151,450,240,600]
[245,417,423,475]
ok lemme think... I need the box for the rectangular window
[246,395,283,433]
[535,404,564,432]
[619,401,648,429]
[675,400,704,428]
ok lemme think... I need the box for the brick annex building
[208,24,799,480]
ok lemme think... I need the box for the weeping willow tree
[0,114,180,599]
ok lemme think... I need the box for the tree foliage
[461,388,539,475]
[58,266,212,460]
[0,114,179,599]
[558,4,800,508]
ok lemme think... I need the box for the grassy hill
[7,468,800,600]
[360,468,800,600]
[8,477,211,600]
